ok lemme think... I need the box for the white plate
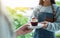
[28,23,44,29]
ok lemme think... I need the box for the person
[0,6,15,38]
[16,0,60,38]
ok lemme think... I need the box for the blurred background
[1,0,60,38]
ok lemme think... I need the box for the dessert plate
[28,23,44,29]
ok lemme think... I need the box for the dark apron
[33,12,55,38]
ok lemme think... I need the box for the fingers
[23,29,32,34]
[38,21,48,29]
[41,21,48,28]
[40,21,48,24]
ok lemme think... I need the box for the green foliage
[56,34,60,37]
[56,2,60,5]
[13,15,28,29]
[6,7,28,29]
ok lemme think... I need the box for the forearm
[44,8,60,32]
[37,21,60,32]
[45,22,60,32]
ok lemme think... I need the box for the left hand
[16,23,33,36]
[40,21,49,28]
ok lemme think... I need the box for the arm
[45,17,60,32]
[45,7,60,32]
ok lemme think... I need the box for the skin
[43,0,51,6]
[16,24,32,36]
[16,0,51,36]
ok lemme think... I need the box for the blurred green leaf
[56,2,60,5]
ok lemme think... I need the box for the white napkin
[28,23,44,29]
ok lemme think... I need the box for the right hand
[40,21,49,28]
[16,23,33,36]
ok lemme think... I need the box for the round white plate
[28,23,44,29]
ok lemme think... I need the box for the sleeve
[45,7,60,32]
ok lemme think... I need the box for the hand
[16,24,33,36]
[40,21,49,28]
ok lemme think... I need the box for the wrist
[38,23,44,28]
